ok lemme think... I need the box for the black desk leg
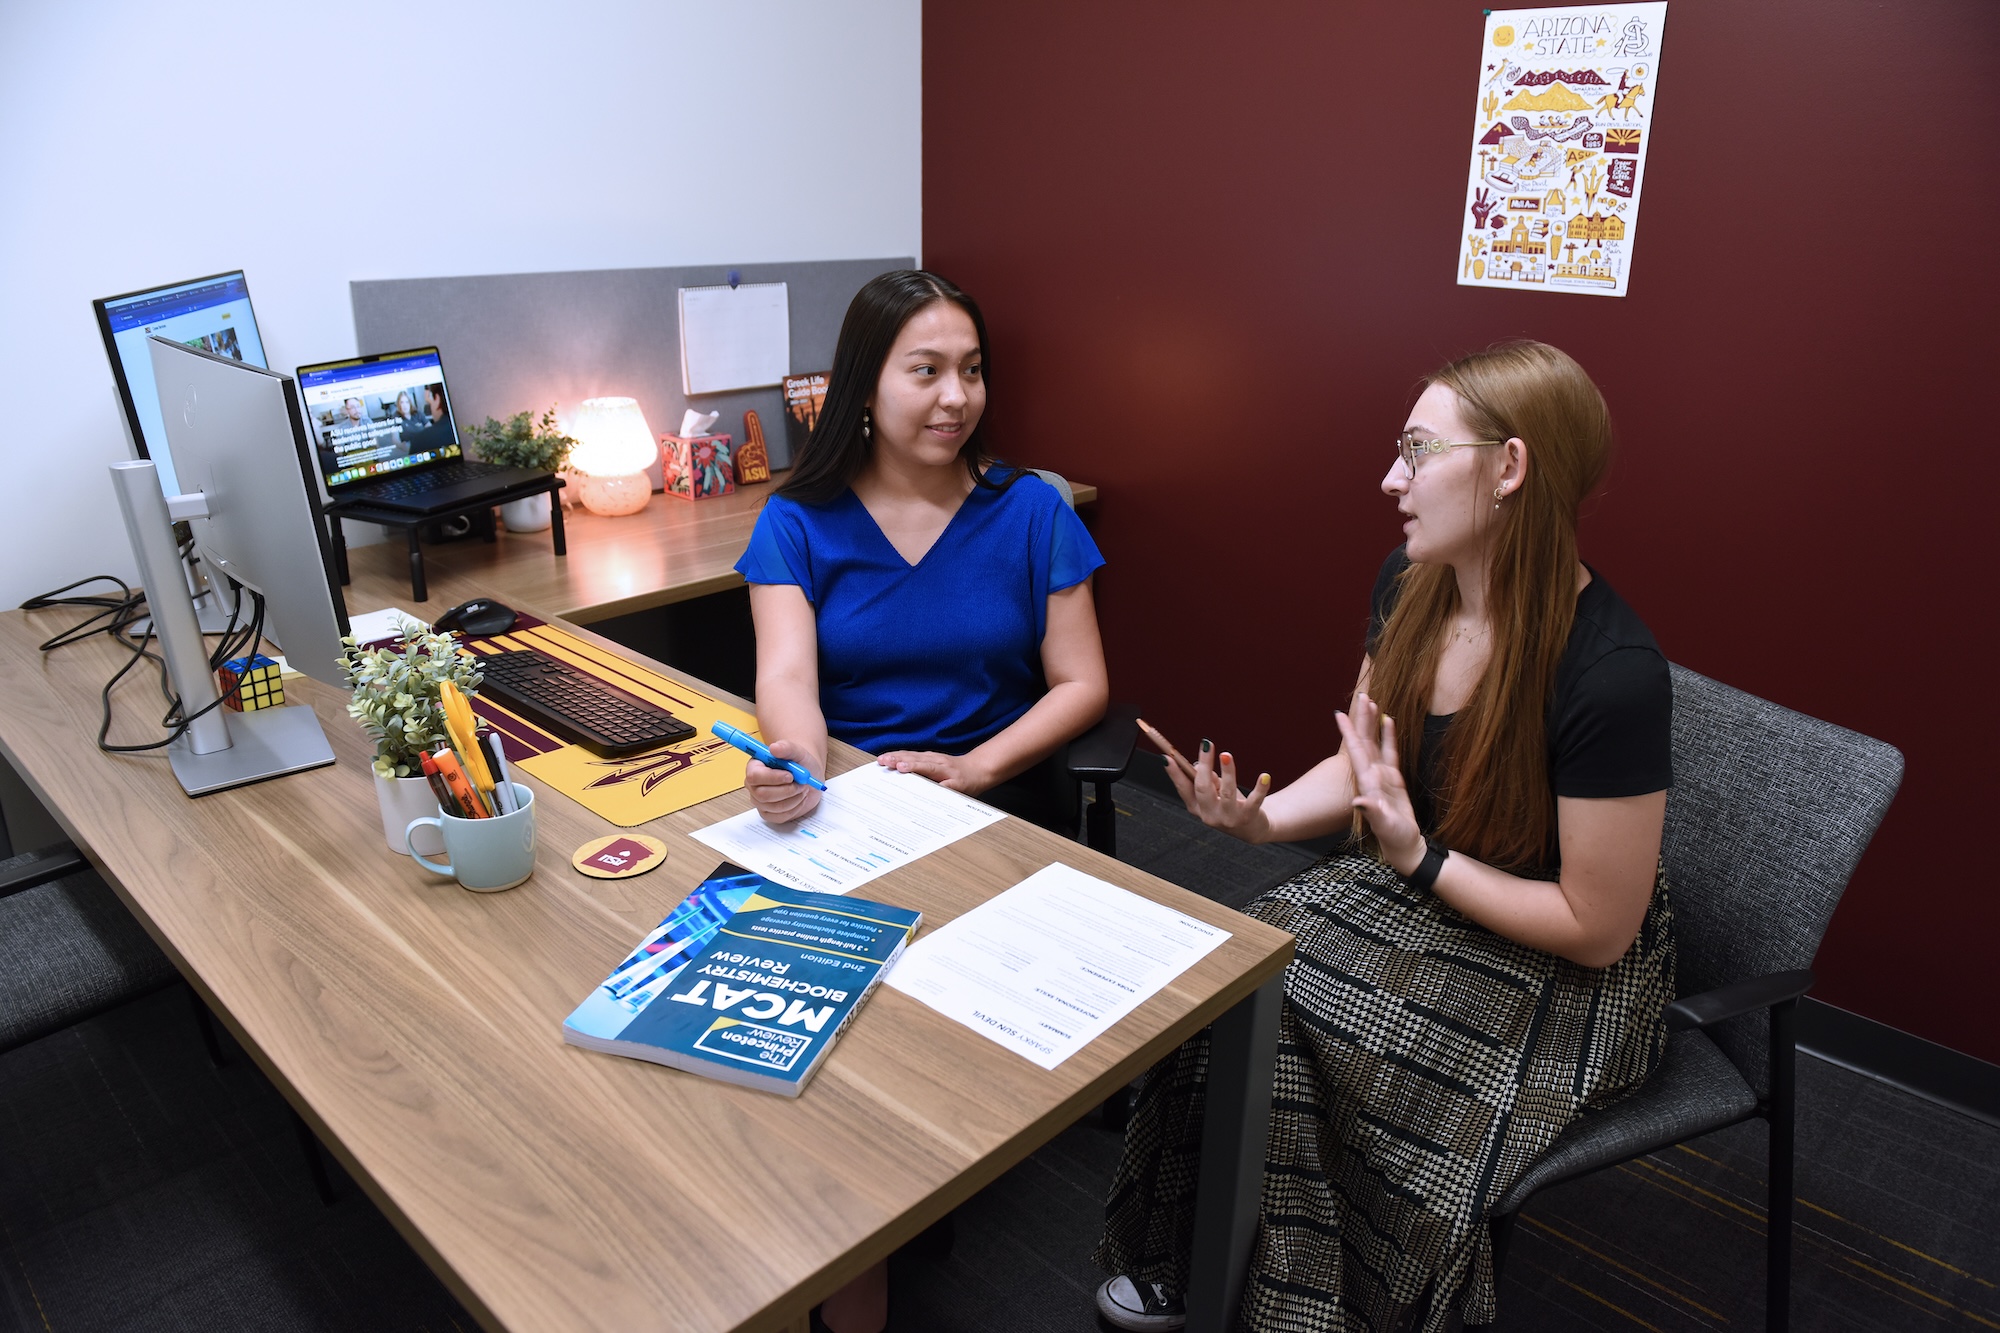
[549,491,568,556]
[1186,975,1282,1333]
[406,527,427,602]
[331,515,350,586]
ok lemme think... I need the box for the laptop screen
[296,347,462,489]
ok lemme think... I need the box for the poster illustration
[1456,3,1667,298]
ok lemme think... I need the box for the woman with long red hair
[1095,341,1676,1332]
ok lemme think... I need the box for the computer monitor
[145,336,350,689]
[94,271,269,497]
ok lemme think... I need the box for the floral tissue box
[659,433,735,501]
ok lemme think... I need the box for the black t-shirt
[1366,547,1672,834]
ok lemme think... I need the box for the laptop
[296,346,550,513]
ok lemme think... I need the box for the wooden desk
[0,600,1283,1333]
[338,475,1098,623]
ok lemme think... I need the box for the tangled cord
[21,571,268,753]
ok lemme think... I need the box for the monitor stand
[169,704,336,797]
[111,459,338,798]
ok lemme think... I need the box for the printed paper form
[678,282,790,395]
[885,863,1231,1071]
[690,761,1005,895]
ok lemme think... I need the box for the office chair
[0,841,182,1055]
[1482,663,1904,1333]
[0,824,347,1203]
[1029,468,1139,858]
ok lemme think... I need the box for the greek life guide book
[562,862,921,1097]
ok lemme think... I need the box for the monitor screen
[146,337,350,687]
[295,347,462,490]
[94,271,268,496]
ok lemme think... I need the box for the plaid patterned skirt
[1095,853,1675,1331]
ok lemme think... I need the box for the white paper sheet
[678,282,791,395]
[347,606,423,646]
[691,761,1005,895]
[886,863,1232,1070]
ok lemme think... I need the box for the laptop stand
[326,475,566,602]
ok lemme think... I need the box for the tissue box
[218,654,284,712]
[659,433,735,500]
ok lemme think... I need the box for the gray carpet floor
[2,782,1995,1332]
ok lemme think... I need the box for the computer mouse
[433,598,518,637]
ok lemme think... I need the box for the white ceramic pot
[376,771,444,856]
[498,492,552,532]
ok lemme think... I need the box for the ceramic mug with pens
[406,783,537,892]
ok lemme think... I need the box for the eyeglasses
[1395,430,1503,475]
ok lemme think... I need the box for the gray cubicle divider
[349,257,912,474]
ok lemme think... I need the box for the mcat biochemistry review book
[563,863,921,1096]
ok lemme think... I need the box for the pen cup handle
[406,817,453,875]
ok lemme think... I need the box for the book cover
[562,862,921,1096]
[781,371,828,465]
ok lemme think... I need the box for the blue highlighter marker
[711,721,827,791]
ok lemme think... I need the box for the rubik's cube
[218,654,284,712]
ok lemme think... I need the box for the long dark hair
[776,269,1004,506]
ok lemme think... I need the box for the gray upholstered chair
[0,844,181,1054]
[1,833,343,1202]
[1485,663,1904,1333]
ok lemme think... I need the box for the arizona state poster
[1457,3,1667,298]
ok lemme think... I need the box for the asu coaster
[572,834,669,880]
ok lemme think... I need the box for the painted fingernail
[1200,738,1212,754]
[1259,773,1271,787]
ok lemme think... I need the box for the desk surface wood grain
[0,595,1280,1333]
[340,476,1097,624]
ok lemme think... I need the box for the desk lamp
[571,397,657,516]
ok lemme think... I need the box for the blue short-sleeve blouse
[734,467,1105,755]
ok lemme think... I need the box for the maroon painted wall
[923,1,2000,1061]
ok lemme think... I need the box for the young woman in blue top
[734,268,1109,829]
[736,271,1109,1332]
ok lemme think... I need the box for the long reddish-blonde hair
[1365,341,1612,869]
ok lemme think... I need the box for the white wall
[0,0,921,610]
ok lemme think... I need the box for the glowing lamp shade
[570,397,657,516]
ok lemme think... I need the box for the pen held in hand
[1136,718,1197,776]
[711,721,827,791]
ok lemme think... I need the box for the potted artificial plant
[464,406,578,531]
[338,619,484,855]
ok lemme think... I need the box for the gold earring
[1493,485,1506,510]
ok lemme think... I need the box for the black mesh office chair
[1484,663,1904,1333]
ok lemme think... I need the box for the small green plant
[337,619,484,779]
[463,405,578,473]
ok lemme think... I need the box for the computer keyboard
[362,459,497,502]
[476,649,695,757]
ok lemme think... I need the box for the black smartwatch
[1402,837,1448,892]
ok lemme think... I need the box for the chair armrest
[1665,969,1815,1032]
[0,842,89,898]
[1066,703,1139,783]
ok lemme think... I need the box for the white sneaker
[1095,1275,1187,1331]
